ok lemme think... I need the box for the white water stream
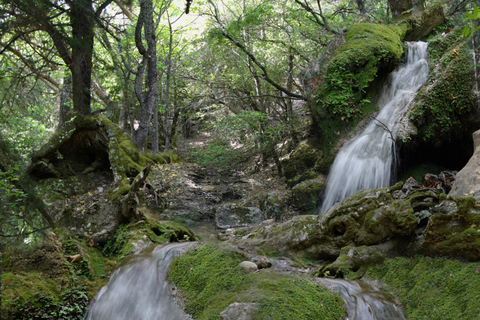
[316,278,405,320]
[84,242,195,320]
[319,41,429,214]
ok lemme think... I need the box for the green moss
[2,272,61,308]
[315,23,405,122]
[168,243,345,320]
[1,272,89,320]
[365,256,480,319]
[168,243,250,319]
[103,219,194,260]
[252,271,345,320]
[282,142,318,180]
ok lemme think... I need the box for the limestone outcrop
[449,129,480,201]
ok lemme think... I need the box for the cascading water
[314,278,405,320]
[84,242,195,320]
[319,41,429,214]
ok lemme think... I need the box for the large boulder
[292,176,326,214]
[215,204,264,229]
[259,192,285,221]
[449,129,480,201]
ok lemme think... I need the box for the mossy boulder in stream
[168,243,345,320]
[103,216,195,259]
[234,182,418,260]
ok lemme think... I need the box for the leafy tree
[0,0,115,116]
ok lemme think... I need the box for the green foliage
[187,111,286,170]
[11,287,88,320]
[102,224,130,257]
[316,23,406,121]
[0,167,27,212]
[462,5,480,38]
[169,243,345,320]
[366,256,480,319]
[188,139,242,171]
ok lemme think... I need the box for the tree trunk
[134,0,159,150]
[473,27,480,113]
[387,0,413,19]
[356,0,366,14]
[70,0,95,116]
[163,14,174,152]
[57,74,72,130]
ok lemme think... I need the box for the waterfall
[84,242,195,320]
[319,41,429,214]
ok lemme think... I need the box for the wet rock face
[449,129,480,201]
[232,178,480,274]
[216,204,264,230]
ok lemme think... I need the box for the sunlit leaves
[462,5,480,38]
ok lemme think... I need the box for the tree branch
[207,0,307,101]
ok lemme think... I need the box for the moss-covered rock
[315,23,407,122]
[282,141,319,180]
[321,241,396,278]
[259,191,285,221]
[231,181,455,263]
[103,216,195,259]
[215,204,264,230]
[419,196,480,260]
[1,232,115,320]
[292,176,326,214]
[168,243,346,320]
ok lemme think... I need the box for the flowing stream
[315,278,405,320]
[84,241,405,320]
[84,242,195,320]
[319,41,429,214]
